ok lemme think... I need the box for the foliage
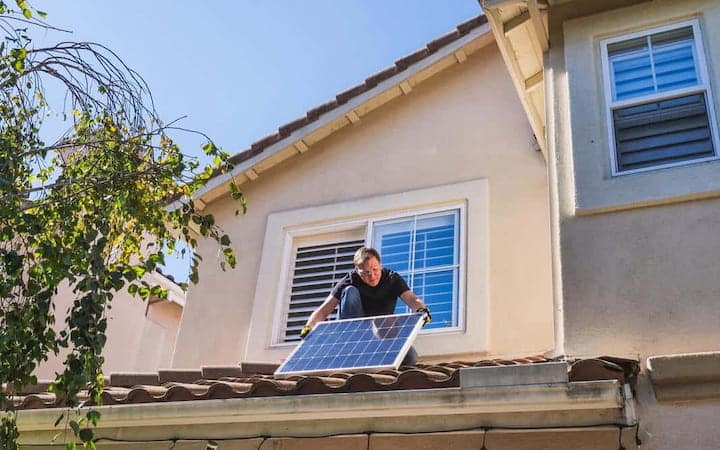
[0,2,244,448]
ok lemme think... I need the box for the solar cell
[275,312,425,376]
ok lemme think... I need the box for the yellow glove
[299,325,312,339]
[416,307,432,326]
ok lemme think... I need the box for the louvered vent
[614,93,714,172]
[283,239,365,342]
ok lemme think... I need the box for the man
[300,246,431,365]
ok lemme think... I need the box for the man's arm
[399,290,426,311]
[399,290,432,325]
[305,294,340,329]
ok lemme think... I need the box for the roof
[193,15,492,203]
[9,355,635,410]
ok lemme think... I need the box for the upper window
[601,20,720,174]
[279,206,464,343]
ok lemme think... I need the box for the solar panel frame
[274,312,425,377]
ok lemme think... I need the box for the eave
[17,379,631,445]
[480,0,549,157]
[184,19,495,207]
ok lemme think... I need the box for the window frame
[271,202,467,347]
[366,205,465,335]
[600,19,720,176]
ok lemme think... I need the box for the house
[12,1,720,448]
[33,270,185,378]
[480,0,720,448]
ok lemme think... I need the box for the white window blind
[602,21,719,174]
[283,239,365,342]
[372,210,460,330]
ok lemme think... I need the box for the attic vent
[283,239,365,342]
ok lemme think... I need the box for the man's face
[357,256,382,287]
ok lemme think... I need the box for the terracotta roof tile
[427,29,462,52]
[13,356,558,410]
[395,48,431,71]
[278,116,310,137]
[364,66,399,88]
[109,372,160,387]
[11,355,643,411]
[456,15,487,34]
[205,15,489,184]
[200,365,245,379]
[158,369,202,384]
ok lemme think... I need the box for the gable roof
[191,15,492,205]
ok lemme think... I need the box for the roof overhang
[184,22,495,207]
[480,0,549,157]
[17,379,632,445]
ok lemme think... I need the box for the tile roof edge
[191,15,490,203]
[15,377,624,434]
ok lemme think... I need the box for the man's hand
[299,325,312,339]
[416,307,432,326]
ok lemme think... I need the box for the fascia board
[194,23,493,203]
[16,380,625,436]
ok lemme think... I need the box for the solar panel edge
[274,313,425,377]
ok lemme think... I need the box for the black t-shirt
[330,268,410,316]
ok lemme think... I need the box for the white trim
[245,179,489,362]
[193,24,493,201]
[16,381,627,438]
[368,205,466,334]
[600,18,720,176]
[271,202,467,346]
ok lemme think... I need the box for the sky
[29,1,483,281]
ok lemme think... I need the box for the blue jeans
[340,286,418,366]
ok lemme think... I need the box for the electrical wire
[20,422,641,448]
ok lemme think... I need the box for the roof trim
[17,380,627,440]
[187,16,493,205]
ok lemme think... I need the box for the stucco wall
[551,0,720,365]
[546,1,720,448]
[172,41,554,367]
[35,277,182,379]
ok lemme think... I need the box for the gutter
[17,363,635,445]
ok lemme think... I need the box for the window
[283,238,364,342]
[371,210,460,330]
[279,206,464,343]
[601,20,720,174]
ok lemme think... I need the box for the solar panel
[275,312,425,377]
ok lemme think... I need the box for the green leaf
[78,428,94,443]
[69,420,80,435]
[86,410,101,426]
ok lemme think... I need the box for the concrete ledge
[647,351,720,402]
[460,362,568,388]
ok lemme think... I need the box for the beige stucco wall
[172,41,554,367]
[35,275,182,379]
[550,0,720,365]
[545,1,720,448]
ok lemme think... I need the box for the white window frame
[366,205,465,335]
[600,19,720,176]
[270,202,467,347]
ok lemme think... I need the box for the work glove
[299,325,312,339]
[416,307,432,326]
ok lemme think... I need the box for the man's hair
[353,246,381,267]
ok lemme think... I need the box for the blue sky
[32,1,482,280]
